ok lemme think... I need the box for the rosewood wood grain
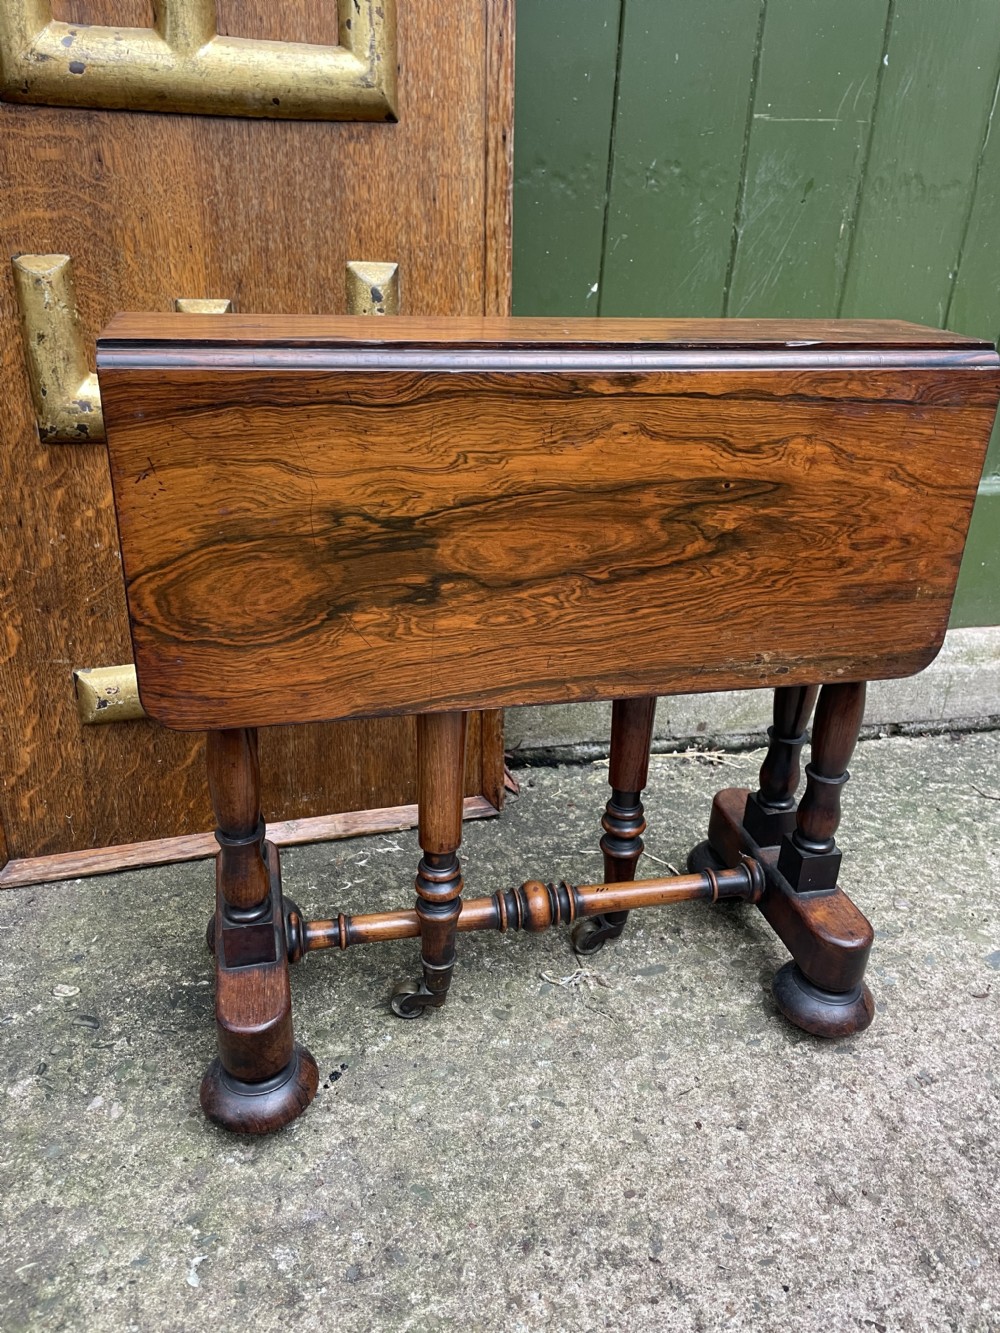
[97,312,996,348]
[97,318,1000,733]
[95,315,998,1122]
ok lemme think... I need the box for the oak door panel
[0,0,512,860]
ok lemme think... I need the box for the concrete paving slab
[1,731,998,1332]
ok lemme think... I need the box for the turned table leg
[689,684,819,873]
[200,728,318,1132]
[778,682,866,890]
[572,696,657,956]
[743,684,820,845]
[391,711,468,1018]
[772,681,876,1036]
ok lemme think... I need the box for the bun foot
[686,839,728,875]
[772,961,875,1039]
[200,1044,319,1134]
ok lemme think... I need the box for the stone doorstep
[504,625,1000,755]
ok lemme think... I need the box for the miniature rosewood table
[96,315,1000,1134]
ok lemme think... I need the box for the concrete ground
[1,730,998,1333]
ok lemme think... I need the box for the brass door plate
[345,261,401,316]
[12,253,103,443]
[174,298,233,314]
[12,254,235,445]
[74,665,146,725]
[0,0,396,121]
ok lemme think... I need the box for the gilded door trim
[0,0,397,121]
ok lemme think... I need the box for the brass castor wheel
[570,913,627,957]
[200,1044,319,1134]
[389,979,441,1019]
[772,961,875,1039]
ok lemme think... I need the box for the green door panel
[954,490,1000,629]
[513,0,622,316]
[728,0,889,318]
[600,0,762,316]
[840,0,1000,325]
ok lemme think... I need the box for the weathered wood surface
[512,0,621,318]
[98,316,1000,732]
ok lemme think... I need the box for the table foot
[772,961,875,1039]
[200,1044,319,1134]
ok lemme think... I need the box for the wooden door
[0,0,513,883]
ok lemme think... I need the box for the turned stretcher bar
[292,858,764,956]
